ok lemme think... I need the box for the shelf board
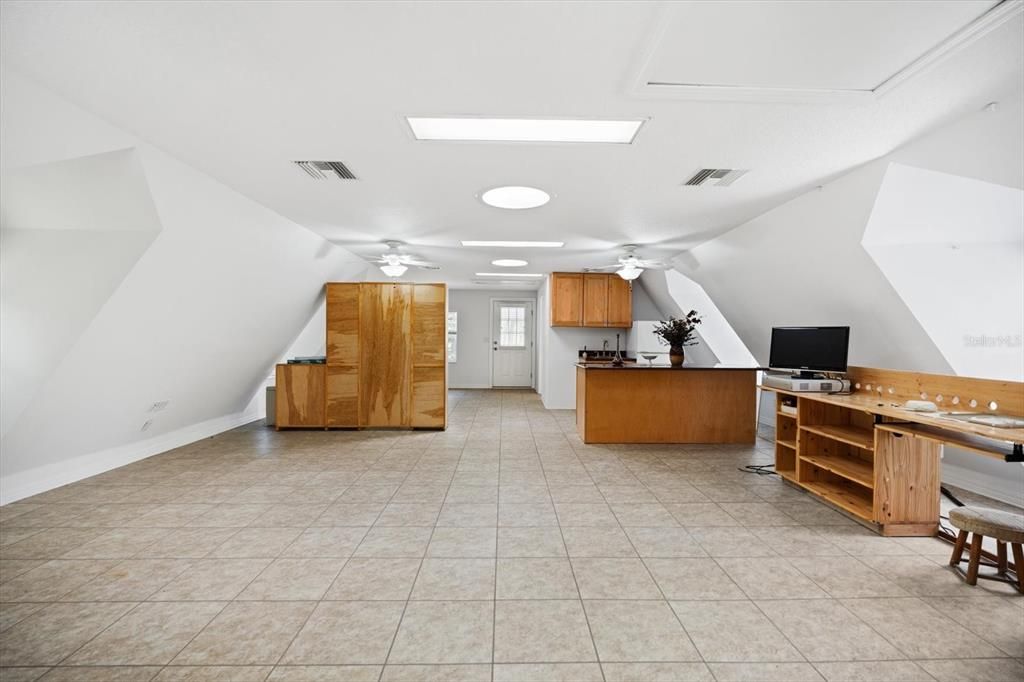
[777,411,797,419]
[777,439,797,450]
[800,424,874,451]
[800,453,873,488]
[777,467,798,483]
[800,479,873,521]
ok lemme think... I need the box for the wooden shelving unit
[801,478,874,520]
[800,424,874,451]
[799,453,873,488]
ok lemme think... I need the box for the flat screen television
[769,326,850,377]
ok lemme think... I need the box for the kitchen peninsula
[575,363,758,444]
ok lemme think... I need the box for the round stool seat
[949,506,1024,544]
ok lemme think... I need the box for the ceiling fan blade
[413,263,441,270]
[635,260,672,269]
[582,264,622,272]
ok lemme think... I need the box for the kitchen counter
[576,364,757,444]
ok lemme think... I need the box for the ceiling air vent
[683,168,747,187]
[293,160,357,180]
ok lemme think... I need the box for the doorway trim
[488,297,537,389]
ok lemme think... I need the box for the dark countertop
[576,363,759,370]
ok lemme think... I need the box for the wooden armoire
[275,282,447,429]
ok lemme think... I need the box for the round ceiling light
[491,259,528,267]
[480,186,550,210]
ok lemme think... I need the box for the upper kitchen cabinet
[550,272,631,328]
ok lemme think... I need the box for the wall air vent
[293,160,357,180]
[683,168,748,187]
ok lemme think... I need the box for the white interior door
[491,300,534,387]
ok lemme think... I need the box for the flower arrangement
[653,311,703,351]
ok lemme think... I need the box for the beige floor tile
[135,528,240,559]
[496,558,578,599]
[0,559,46,583]
[707,662,825,681]
[238,558,344,600]
[0,666,49,681]
[644,558,745,600]
[0,602,46,633]
[571,558,662,599]
[388,601,493,664]
[444,486,498,504]
[268,666,381,681]
[791,556,910,598]
[313,504,385,527]
[38,666,162,681]
[757,599,904,661]
[149,558,270,600]
[426,528,496,558]
[281,527,367,558]
[548,485,605,504]
[68,601,225,665]
[585,600,699,662]
[813,660,933,681]
[861,554,1000,597]
[560,526,637,558]
[382,664,491,681]
[324,557,421,601]
[915,658,1024,682]
[747,526,847,557]
[250,504,329,527]
[0,601,136,666]
[282,601,405,664]
[921,596,1024,657]
[174,601,314,665]
[624,527,707,558]
[554,503,617,526]
[720,502,801,526]
[411,558,494,600]
[611,503,680,527]
[670,600,803,662]
[374,504,441,527]
[686,527,778,558]
[497,527,566,557]
[2,528,107,559]
[493,663,604,681]
[840,597,1005,659]
[188,504,271,527]
[353,527,431,558]
[0,559,118,602]
[493,600,596,663]
[153,665,273,680]
[497,503,558,527]
[207,527,302,559]
[66,559,194,601]
[602,662,713,681]
[60,527,170,558]
[717,557,828,599]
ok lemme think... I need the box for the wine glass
[641,353,658,367]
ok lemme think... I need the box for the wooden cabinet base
[576,366,757,444]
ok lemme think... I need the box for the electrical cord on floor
[739,464,777,476]
[941,485,966,508]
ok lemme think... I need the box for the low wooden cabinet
[277,282,447,430]
[550,272,631,328]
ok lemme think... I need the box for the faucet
[602,339,609,353]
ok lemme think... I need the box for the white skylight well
[475,273,544,278]
[492,259,528,267]
[480,186,550,210]
[461,241,564,248]
[407,117,646,144]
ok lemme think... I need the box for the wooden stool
[948,506,1024,592]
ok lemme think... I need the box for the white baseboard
[942,461,1024,509]
[450,384,492,390]
[0,408,262,504]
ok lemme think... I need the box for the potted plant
[653,311,702,367]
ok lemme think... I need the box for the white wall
[0,67,370,503]
[447,289,536,389]
[676,85,1024,504]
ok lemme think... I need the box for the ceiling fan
[370,240,440,277]
[583,245,673,281]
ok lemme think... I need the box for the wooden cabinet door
[326,365,358,427]
[411,284,446,366]
[359,283,412,427]
[326,283,359,365]
[550,273,583,326]
[411,366,446,428]
[606,276,632,328]
[582,274,608,327]
[275,364,325,427]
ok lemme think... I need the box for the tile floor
[0,389,1021,682]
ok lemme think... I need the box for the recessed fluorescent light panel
[407,117,646,144]
[481,186,550,210]
[461,241,564,248]
[475,273,544,278]
[492,259,528,267]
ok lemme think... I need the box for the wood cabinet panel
[550,273,583,326]
[873,429,940,527]
[326,283,359,365]
[412,284,446,366]
[606,276,632,328]
[326,365,358,427]
[411,366,446,428]
[275,364,325,428]
[359,283,412,427]
[582,274,608,327]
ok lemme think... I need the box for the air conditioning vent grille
[293,160,357,180]
[683,168,748,187]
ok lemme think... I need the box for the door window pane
[499,306,526,348]
[447,312,457,362]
